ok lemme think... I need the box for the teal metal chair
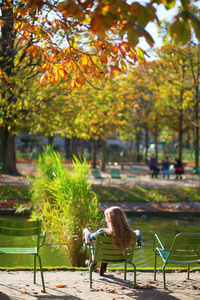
[87,232,137,288]
[153,233,200,288]
[110,169,123,184]
[193,167,200,185]
[92,169,107,185]
[0,219,46,292]
[126,167,140,184]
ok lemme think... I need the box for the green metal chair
[126,167,141,184]
[87,232,137,288]
[153,232,200,288]
[0,219,46,292]
[92,169,107,185]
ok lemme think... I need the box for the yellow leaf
[14,22,21,30]
[19,22,24,31]
[70,80,75,89]
[59,68,67,78]
[54,70,59,83]
[81,55,89,67]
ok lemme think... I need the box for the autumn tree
[157,4,200,165]
[0,0,200,174]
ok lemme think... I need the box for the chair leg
[163,264,166,289]
[154,252,157,281]
[37,254,46,293]
[129,262,136,287]
[89,262,95,288]
[124,262,127,280]
[34,255,36,284]
[187,264,190,279]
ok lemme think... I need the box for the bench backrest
[94,232,136,263]
[167,233,200,264]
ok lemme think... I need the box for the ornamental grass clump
[30,146,102,267]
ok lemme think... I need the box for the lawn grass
[0,186,31,201]
[0,185,199,203]
[92,186,200,203]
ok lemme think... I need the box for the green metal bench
[153,232,200,288]
[0,219,46,292]
[87,232,137,288]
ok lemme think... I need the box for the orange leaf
[26,45,34,53]
[55,285,67,288]
[90,17,101,33]
[41,63,46,71]
[31,47,38,58]
[112,45,118,52]
[100,51,107,64]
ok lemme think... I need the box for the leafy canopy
[0,0,199,88]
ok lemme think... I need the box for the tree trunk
[92,139,96,169]
[194,97,199,168]
[2,125,19,175]
[178,106,183,161]
[71,137,78,157]
[145,127,149,164]
[0,127,6,163]
[101,139,106,171]
[154,118,158,161]
[0,4,18,175]
[48,136,54,146]
[136,130,140,162]
[80,138,84,158]
[65,137,71,159]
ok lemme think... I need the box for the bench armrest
[153,234,164,252]
[39,230,46,247]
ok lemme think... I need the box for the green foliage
[30,146,102,267]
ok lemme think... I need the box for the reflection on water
[0,215,200,269]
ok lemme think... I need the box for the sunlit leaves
[3,0,200,91]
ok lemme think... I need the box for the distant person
[174,158,184,180]
[161,156,170,179]
[149,154,160,178]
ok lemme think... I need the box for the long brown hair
[105,206,134,254]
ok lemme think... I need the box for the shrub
[30,146,102,267]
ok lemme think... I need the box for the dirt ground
[0,162,200,299]
[0,269,200,300]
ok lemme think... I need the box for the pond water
[0,215,200,269]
